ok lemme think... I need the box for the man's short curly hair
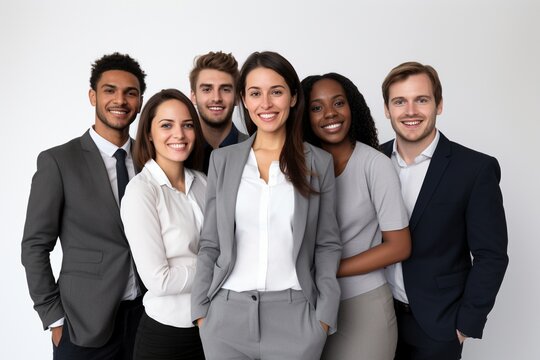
[90,52,147,94]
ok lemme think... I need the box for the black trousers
[133,311,205,360]
[394,301,463,360]
[53,296,144,360]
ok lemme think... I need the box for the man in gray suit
[21,53,147,359]
[189,51,249,174]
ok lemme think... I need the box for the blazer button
[251,295,257,301]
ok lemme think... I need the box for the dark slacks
[133,311,205,360]
[394,300,463,360]
[53,296,143,360]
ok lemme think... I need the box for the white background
[1,0,538,358]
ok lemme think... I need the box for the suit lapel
[131,138,142,174]
[409,134,452,230]
[292,144,311,260]
[381,140,394,158]
[80,130,124,229]
[220,136,255,250]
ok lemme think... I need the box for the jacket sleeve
[21,150,65,330]
[457,157,509,338]
[191,152,221,323]
[313,154,342,334]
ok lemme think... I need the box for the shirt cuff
[49,317,64,329]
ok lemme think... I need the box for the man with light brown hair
[189,51,248,174]
[381,61,508,360]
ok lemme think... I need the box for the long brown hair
[133,88,204,171]
[238,51,313,197]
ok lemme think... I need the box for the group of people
[21,50,509,360]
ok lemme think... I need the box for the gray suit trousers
[199,289,328,360]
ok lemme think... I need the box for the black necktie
[113,149,129,203]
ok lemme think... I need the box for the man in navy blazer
[380,62,508,360]
[21,53,147,359]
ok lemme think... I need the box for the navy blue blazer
[382,132,508,341]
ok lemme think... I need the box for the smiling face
[384,73,443,150]
[191,69,236,129]
[308,78,352,148]
[242,67,297,137]
[150,99,196,169]
[89,70,142,137]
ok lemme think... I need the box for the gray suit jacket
[21,130,136,347]
[191,135,342,333]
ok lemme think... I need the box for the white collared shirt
[222,149,301,292]
[121,159,206,327]
[386,130,440,303]
[89,127,140,301]
[89,127,136,206]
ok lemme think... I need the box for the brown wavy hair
[189,51,239,91]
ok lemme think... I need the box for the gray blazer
[191,135,342,333]
[21,130,136,347]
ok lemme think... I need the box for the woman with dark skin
[302,73,411,360]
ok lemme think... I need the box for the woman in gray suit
[191,51,342,360]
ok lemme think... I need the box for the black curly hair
[90,52,147,95]
[301,72,379,150]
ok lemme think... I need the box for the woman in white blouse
[191,52,342,360]
[302,73,411,360]
[121,89,207,360]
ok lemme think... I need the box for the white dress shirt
[121,159,206,327]
[222,149,301,292]
[89,127,136,206]
[386,130,440,303]
[89,127,140,301]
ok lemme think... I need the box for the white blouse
[222,149,301,292]
[121,159,206,327]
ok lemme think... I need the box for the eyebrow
[391,94,432,100]
[158,118,193,123]
[310,94,345,103]
[199,83,234,88]
[247,85,286,91]
[101,83,140,93]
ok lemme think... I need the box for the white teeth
[259,113,276,119]
[110,110,127,115]
[323,123,342,130]
[209,106,224,111]
[403,121,420,126]
[169,144,186,149]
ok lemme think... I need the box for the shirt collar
[220,123,240,147]
[204,123,240,150]
[144,159,195,193]
[392,129,440,167]
[89,126,131,157]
